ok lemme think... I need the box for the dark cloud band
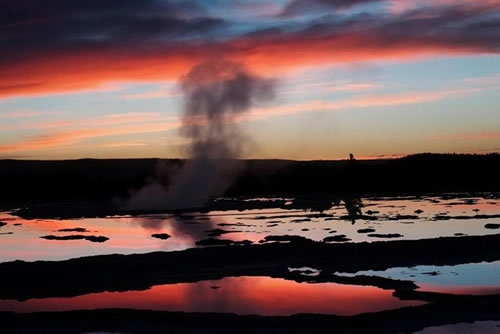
[1,0,500,97]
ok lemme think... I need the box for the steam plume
[126,60,276,210]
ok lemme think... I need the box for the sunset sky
[1,0,500,160]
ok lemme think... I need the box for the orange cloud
[102,141,147,148]
[0,122,181,153]
[0,48,197,98]
[0,129,105,153]
[38,112,172,129]
[0,32,491,99]
[0,112,173,132]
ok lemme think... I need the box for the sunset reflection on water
[0,276,425,316]
[0,196,499,263]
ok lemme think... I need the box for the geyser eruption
[126,60,276,210]
[166,60,276,208]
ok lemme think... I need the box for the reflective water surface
[339,261,500,295]
[1,195,499,263]
[414,321,500,334]
[0,276,424,316]
[0,195,499,330]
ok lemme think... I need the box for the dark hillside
[0,154,498,209]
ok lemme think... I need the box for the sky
[1,0,500,160]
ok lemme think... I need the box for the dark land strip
[1,153,499,219]
[1,234,499,301]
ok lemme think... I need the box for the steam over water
[126,61,276,210]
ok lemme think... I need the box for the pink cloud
[0,86,489,155]
[122,90,180,100]
[246,87,480,121]
[0,110,59,119]
[0,122,181,154]
[283,81,378,96]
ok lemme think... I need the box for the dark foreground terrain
[1,234,500,333]
[1,153,499,218]
[2,234,499,300]
[0,153,498,205]
[1,153,499,333]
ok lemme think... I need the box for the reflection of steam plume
[127,60,276,210]
[134,216,212,243]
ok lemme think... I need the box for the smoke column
[126,60,276,210]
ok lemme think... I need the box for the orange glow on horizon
[1,86,485,156]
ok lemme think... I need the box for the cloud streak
[1,0,500,97]
[0,122,181,153]
[245,87,482,121]
[0,85,484,155]
[280,0,383,17]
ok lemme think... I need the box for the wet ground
[1,195,499,262]
[0,194,499,333]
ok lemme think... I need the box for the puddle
[414,321,500,334]
[1,195,499,263]
[0,276,424,316]
[339,261,500,295]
